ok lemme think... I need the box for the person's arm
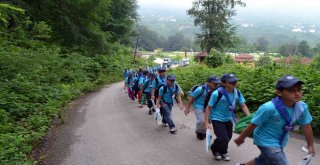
[177,93,183,110]
[204,105,212,129]
[301,124,315,156]
[184,97,194,115]
[240,103,251,116]
[234,123,257,146]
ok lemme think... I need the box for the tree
[298,40,313,57]
[256,55,272,67]
[12,0,138,53]
[278,43,298,56]
[204,49,225,67]
[135,25,161,51]
[187,0,245,53]
[255,36,269,52]
[0,3,24,27]
[165,32,191,51]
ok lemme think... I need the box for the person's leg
[210,120,230,160]
[194,109,206,139]
[220,120,233,154]
[161,103,175,130]
[128,88,135,101]
[255,146,289,165]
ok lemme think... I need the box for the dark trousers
[155,96,166,124]
[144,92,153,109]
[161,102,175,129]
[210,120,233,155]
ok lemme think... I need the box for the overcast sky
[138,0,320,10]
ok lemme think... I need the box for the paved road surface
[40,82,320,165]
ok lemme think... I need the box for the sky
[137,0,320,10]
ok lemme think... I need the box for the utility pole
[133,37,139,63]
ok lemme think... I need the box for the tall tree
[187,0,245,53]
[10,0,138,53]
[298,40,313,57]
[255,36,269,52]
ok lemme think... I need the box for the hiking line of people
[122,67,315,165]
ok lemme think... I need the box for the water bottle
[155,108,162,125]
[205,129,212,152]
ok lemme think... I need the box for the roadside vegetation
[0,1,145,164]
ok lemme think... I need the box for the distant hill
[137,4,320,47]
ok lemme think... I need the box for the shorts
[255,146,289,165]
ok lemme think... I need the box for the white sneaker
[222,154,231,161]
[214,152,222,160]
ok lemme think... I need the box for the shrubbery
[170,62,320,135]
[0,43,142,164]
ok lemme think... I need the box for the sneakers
[235,163,245,165]
[214,152,222,160]
[170,128,177,134]
[162,123,168,127]
[138,105,144,108]
[222,154,231,161]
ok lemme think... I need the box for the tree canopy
[187,0,245,53]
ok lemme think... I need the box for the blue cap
[221,73,239,83]
[207,75,221,83]
[167,74,176,80]
[276,75,304,90]
[149,73,156,77]
[158,67,166,72]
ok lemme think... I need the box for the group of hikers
[122,67,315,165]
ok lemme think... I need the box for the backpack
[132,78,140,92]
[162,83,180,104]
[204,88,240,110]
[187,84,205,101]
[154,77,165,97]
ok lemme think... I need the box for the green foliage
[171,63,320,135]
[204,49,225,68]
[256,55,272,67]
[187,0,245,52]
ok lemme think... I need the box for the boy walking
[156,74,183,134]
[184,76,220,140]
[204,73,250,161]
[234,75,315,165]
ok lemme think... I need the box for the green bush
[0,43,141,164]
[171,63,320,134]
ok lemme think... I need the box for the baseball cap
[167,74,176,80]
[149,73,156,77]
[207,76,221,84]
[221,73,239,83]
[276,75,304,90]
[158,67,166,72]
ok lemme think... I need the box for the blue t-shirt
[251,101,312,148]
[190,85,208,111]
[138,76,146,90]
[143,78,153,93]
[152,75,166,89]
[159,84,181,104]
[208,89,245,122]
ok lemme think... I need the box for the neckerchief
[218,87,238,123]
[272,97,305,146]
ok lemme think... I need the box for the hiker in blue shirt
[126,71,136,102]
[138,70,149,108]
[151,67,167,124]
[234,75,315,165]
[141,73,156,115]
[123,68,129,92]
[184,76,220,140]
[156,74,183,134]
[204,73,250,161]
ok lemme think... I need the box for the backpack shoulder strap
[193,85,205,100]
[212,91,223,108]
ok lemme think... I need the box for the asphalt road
[39,82,320,165]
